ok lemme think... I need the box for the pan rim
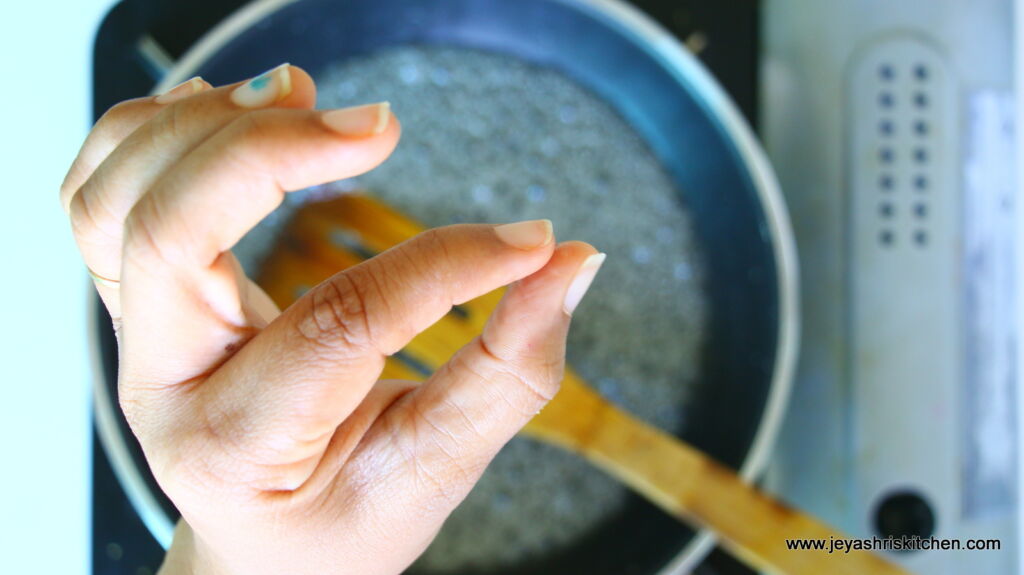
[91,0,800,572]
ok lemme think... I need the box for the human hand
[62,64,604,574]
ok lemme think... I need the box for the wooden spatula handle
[523,373,911,575]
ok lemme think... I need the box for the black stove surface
[91,1,759,573]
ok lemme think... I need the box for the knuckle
[96,98,146,129]
[473,337,558,410]
[67,186,100,240]
[59,171,81,209]
[150,100,190,144]
[294,273,374,351]
[122,198,179,268]
[390,226,461,310]
[89,98,152,149]
[416,227,457,286]
[68,175,120,244]
[61,98,152,214]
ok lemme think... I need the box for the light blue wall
[0,1,114,573]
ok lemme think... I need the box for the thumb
[379,241,605,504]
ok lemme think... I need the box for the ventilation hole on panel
[914,64,929,81]
[914,92,928,108]
[879,202,895,218]
[879,64,895,80]
[914,148,928,163]
[879,119,895,136]
[914,203,928,218]
[914,230,928,246]
[873,489,936,543]
[879,174,894,191]
[914,120,929,136]
[879,147,894,163]
[879,92,895,108]
[914,175,929,191]
[879,229,895,246]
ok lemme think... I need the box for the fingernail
[564,253,606,315]
[494,219,553,250]
[230,63,292,108]
[321,102,392,137]
[154,77,207,104]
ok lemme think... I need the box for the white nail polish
[230,63,292,108]
[563,253,606,315]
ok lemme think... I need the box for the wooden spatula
[256,193,913,575]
